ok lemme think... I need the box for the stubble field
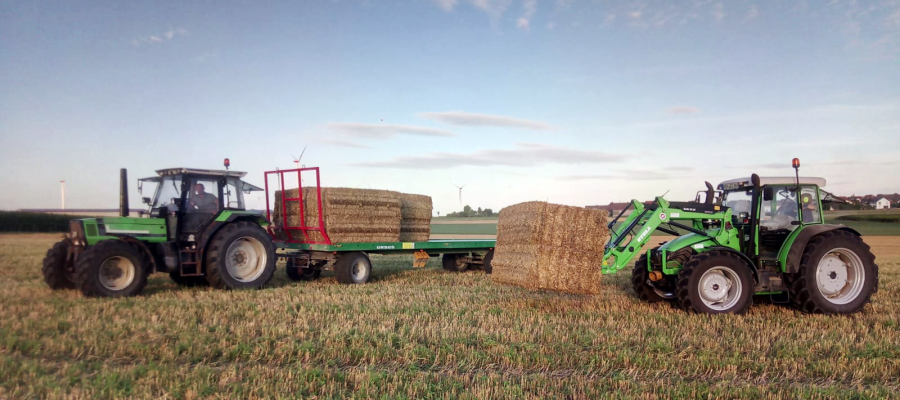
[1,233,899,399]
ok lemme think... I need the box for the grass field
[1,233,899,398]
[429,223,498,235]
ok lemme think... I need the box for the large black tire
[285,258,324,282]
[676,251,754,314]
[205,221,277,290]
[42,238,77,290]
[333,252,371,284]
[784,230,878,314]
[75,240,150,298]
[632,252,666,303]
[442,253,468,272]
[481,250,494,274]
[169,272,209,287]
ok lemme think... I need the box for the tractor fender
[782,224,861,274]
[705,246,758,278]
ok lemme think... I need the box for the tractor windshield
[723,190,753,218]
[151,175,184,215]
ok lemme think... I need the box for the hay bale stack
[491,201,610,295]
[399,193,432,242]
[273,187,401,243]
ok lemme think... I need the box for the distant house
[873,198,891,210]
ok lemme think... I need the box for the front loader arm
[602,199,662,274]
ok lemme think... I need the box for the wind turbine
[452,183,466,211]
[291,146,307,169]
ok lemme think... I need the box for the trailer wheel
[442,253,468,272]
[481,250,494,274]
[205,221,276,290]
[631,252,666,303]
[75,240,150,298]
[676,251,754,314]
[169,272,209,287]
[286,258,324,282]
[785,230,878,314]
[334,252,371,284]
[42,238,77,290]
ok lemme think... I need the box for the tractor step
[179,249,203,277]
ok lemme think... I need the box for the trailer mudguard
[780,224,861,273]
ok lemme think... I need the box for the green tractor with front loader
[42,161,277,297]
[602,159,878,314]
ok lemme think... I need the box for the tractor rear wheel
[442,253,468,272]
[785,230,878,314]
[75,240,150,297]
[481,250,494,274]
[333,252,371,284]
[169,272,209,287]
[286,258,324,282]
[676,251,754,314]
[631,252,666,303]
[42,238,77,290]
[205,222,276,290]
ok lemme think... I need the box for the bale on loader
[491,201,609,294]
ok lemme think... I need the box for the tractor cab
[138,168,263,239]
[719,176,826,257]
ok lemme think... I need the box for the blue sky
[1,0,899,214]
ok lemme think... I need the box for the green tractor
[42,162,276,297]
[602,160,878,314]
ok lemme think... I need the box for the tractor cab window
[723,190,753,222]
[223,177,245,210]
[800,187,822,223]
[187,179,221,214]
[760,186,799,231]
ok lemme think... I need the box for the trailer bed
[275,239,495,255]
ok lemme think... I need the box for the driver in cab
[189,183,218,213]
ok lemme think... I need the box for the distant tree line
[445,205,493,218]
[0,211,92,232]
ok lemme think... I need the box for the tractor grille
[85,223,98,237]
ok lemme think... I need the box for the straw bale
[491,201,609,294]
[399,193,432,242]
[273,187,401,243]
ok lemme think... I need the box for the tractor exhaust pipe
[120,168,129,217]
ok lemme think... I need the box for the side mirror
[142,197,152,205]
[763,187,774,201]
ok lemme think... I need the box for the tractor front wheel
[205,222,277,290]
[75,240,150,297]
[785,230,878,314]
[631,252,666,303]
[676,251,754,314]
[42,238,78,290]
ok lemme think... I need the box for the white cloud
[431,0,458,12]
[355,142,624,169]
[746,5,759,21]
[517,0,537,30]
[665,105,702,115]
[314,138,374,149]
[418,111,555,130]
[132,28,188,46]
[470,0,514,18]
[712,3,725,22]
[325,122,456,138]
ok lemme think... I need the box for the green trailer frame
[275,239,496,282]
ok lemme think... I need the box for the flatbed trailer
[275,239,496,283]
[264,167,495,284]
